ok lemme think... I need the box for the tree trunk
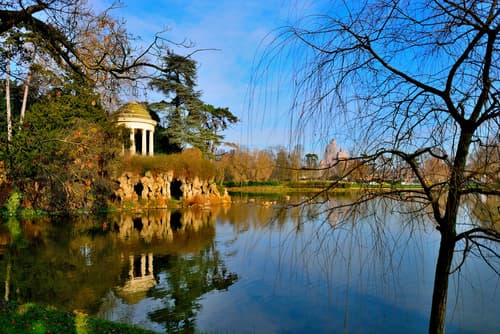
[5,55,12,142]
[20,70,31,126]
[428,130,471,333]
[428,231,455,334]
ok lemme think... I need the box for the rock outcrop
[114,171,230,208]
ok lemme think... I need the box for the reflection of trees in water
[214,196,493,332]
[146,246,238,334]
[0,217,124,313]
[0,207,237,325]
[104,208,237,333]
[468,195,500,227]
[312,195,497,277]
[453,195,500,275]
[264,196,497,332]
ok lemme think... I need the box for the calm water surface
[0,195,498,333]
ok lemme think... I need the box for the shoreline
[226,184,422,194]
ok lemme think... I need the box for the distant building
[320,139,348,166]
[319,139,349,179]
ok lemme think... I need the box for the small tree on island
[258,1,499,333]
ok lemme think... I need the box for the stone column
[140,254,146,277]
[149,130,154,156]
[129,128,135,155]
[141,129,147,155]
[129,255,134,279]
[148,253,153,275]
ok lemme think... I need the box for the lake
[0,194,498,333]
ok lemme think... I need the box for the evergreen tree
[149,51,238,156]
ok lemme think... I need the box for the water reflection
[0,196,498,333]
[115,253,156,304]
[209,196,498,334]
[0,208,237,333]
[468,194,500,227]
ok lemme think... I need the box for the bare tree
[258,1,499,333]
[0,0,192,111]
[0,1,166,78]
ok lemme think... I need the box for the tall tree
[1,29,40,139]
[260,1,499,333]
[149,51,238,156]
[0,0,207,206]
[305,153,319,180]
[271,146,292,181]
[0,0,193,119]
[0,1,168,80]
[7,76,123,212]
[5,48,11,142]
[305,153,318,169]
[202,104,239,154]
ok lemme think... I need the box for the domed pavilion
[115,102,157,156]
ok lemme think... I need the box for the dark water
[0,195,498,333]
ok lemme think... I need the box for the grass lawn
[0,300,158,334]
[225,181,422,194]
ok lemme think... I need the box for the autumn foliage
[122,148,217,181]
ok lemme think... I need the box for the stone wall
[114,171,230,207]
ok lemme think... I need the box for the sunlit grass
[0,300,158,334]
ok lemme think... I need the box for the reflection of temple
[115,253,156,304]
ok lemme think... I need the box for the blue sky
[90,0,326,154]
